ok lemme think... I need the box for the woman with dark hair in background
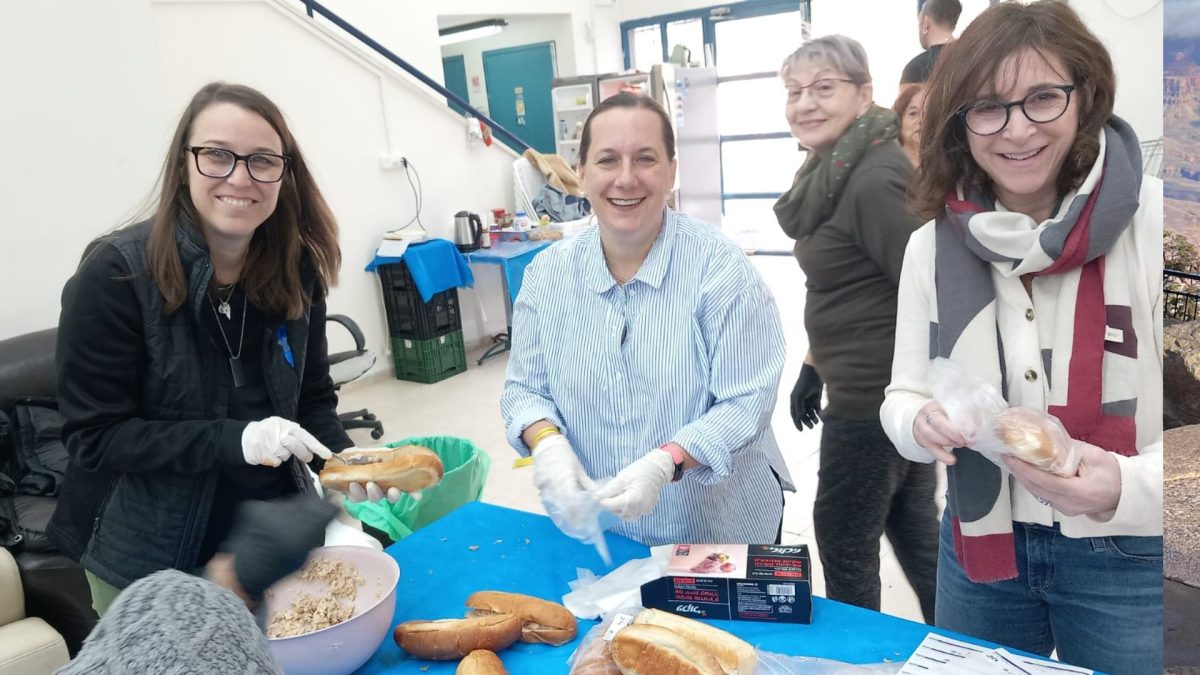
[893,85,927,168]
[502,92,791,546]
[774,35,938,623]
[881,2,1162,672]
[49,82,382,615]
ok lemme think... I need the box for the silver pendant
[218,300,232,320]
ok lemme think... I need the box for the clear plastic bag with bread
[569,605,900,674]
[928,358,1078,476]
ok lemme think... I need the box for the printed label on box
[642,543,812,624]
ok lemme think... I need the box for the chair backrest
[513,156,547,219]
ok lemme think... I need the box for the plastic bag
[542,477,618,566]
[342,435,491,541]
[972,407,1079,476]
[567,603,643,674]
[928,359,1078,475]
[928,358,1007,441]
[561,550,668,620]
[756,651,903,674]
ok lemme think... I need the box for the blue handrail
[300,0,532,154]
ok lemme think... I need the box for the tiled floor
[336,255,943,624]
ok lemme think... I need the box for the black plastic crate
[377,262,462,340]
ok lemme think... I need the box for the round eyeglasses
[959,85,1076,136]
[187,146,291,183]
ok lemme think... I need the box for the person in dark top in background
[48,82,383,617]
[900,0,961,93]
[774,35,937,623]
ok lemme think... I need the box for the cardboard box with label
[639,543,812,623]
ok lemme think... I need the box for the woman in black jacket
[48,82,365,614]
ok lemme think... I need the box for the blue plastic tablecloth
[352,502,1003,674]
[365,238,474,303]
[465,240,551,305]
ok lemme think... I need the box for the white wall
[0,0,171,337]
[440,14,577,116]
[0,0,514,369]
[1071,0,1163,143]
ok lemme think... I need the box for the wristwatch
[659,444,685,482]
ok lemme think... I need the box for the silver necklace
[207,290,247,388]
[213,283,236,320]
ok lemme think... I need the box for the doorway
[482,42,558,153]
[442,55,469,116]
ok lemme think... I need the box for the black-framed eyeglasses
[187,146,291,183]
[785,78,855,101]
[958,84,1076,136]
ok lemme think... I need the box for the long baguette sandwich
[393,614,522,660]
[319,444,444,493]
[611,624,724,675]
[465,590,578,645]
[632,609,756,674]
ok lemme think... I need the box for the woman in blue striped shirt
[501,93,792,547]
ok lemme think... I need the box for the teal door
[482,42,557,153]
[441,55,469,116]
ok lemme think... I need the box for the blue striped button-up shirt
[500,208,792,546]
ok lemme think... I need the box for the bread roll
[993,408,1072,474]
[632,609,756,674]
[320,445,444,493]
[611,624,724,675]
[457,650,508,675]
[393,614,522,660]
[466,590,578,645]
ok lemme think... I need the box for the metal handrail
[1165,268,1200,322]
[300,0,531,155]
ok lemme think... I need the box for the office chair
[326,314,384,440]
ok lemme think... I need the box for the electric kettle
[453,211,484,252]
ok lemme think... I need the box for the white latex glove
[336,448,423,504]
[241,417,332,467]
[593,449,674,520]
[532,435,596,502]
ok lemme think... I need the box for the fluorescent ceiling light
[439,19,507,46]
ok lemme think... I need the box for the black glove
[220,493,339,602]
[790,364,824,431]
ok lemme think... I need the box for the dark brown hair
[578,92,675,165]
[892,85,924,138]
[148,82,341,318]
[911,0,1114,220]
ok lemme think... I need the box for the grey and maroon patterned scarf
[932,117,1143,582]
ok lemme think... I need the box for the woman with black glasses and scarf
[881,3,1162,673]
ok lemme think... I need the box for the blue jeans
[935,515,1162,675]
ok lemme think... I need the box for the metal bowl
[265,546,399,675]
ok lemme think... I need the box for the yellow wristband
[529,426,560,449]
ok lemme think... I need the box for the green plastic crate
[390,330,466,383]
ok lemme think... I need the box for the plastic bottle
[514,210,530,232]
[559,119,568,140]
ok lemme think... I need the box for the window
[621,1,810,252]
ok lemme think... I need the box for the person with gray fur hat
[55,569,283,675]
[56,493,337,673]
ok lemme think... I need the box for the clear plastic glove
[594,449,674,520]
[241,416,332,467]
[533,434,597,502]
[334,447,423,504]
